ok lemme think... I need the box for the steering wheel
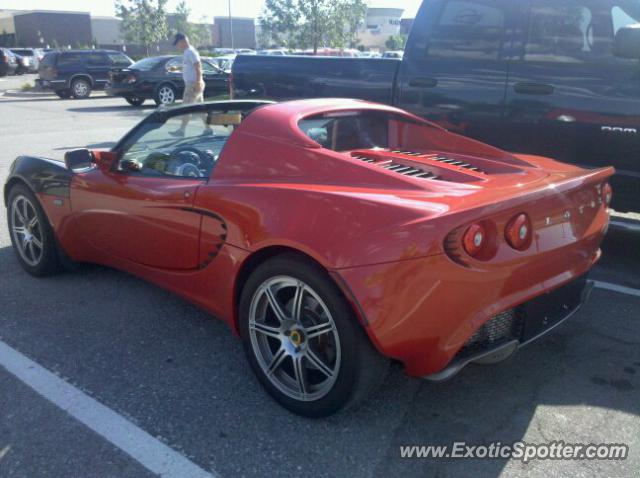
[170,146,208,165]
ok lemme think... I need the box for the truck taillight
[229,72,234,99]
[51,68,58,78]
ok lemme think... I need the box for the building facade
[212,17,256,49]
[11,10,92,48]
[357,7,404,50]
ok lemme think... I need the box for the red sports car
[5,99,613,417]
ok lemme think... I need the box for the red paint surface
[43,99,612,376]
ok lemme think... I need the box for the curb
[1,89,110,99]
[2,89,53,98]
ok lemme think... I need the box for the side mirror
[613,24,640,60]
[64,148,94,171]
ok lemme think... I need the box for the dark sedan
[106,56,229,106]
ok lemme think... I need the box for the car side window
[107,52,131,67]
[57,53,82,67]
[86,53,108,66]
[524,1,640,63]
[118,112,237,179]
[426,0,508,60]
[165,58,183,73]
[201,60,219,74]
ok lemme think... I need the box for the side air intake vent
[351,154,440,180]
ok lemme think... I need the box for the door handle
[514,82,555,95]
[408,77,438,88]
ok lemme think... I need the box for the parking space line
[0,340,216,478]
[594,280,640,298]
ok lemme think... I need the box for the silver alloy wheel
[73,80,89,97]
[158,86,175,104]
[249,276,341,401]
[10,195,44,267]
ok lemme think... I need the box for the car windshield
[118,109,245,178]
[130,57,164,71]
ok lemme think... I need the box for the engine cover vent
[351,154,440,180]
[387,150,486,174]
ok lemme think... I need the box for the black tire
[70,77,91,99]
[125,96,145,107]
[154,83,177,106]
[55,89,72,99]
[7,184,63,277]
[239,253,388,418]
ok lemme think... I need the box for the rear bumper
[105,82,153,99]
[422,276,594,381]
[336,217,606,377]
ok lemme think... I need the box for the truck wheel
[239,253,388,418]
[154,84,176,105]
[71,78,91,99]
[7,184,63,277]
[55,89,72,99]
[125,96,145,107]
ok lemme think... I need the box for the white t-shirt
[182,46,201,84]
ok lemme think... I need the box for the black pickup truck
[232,0,640,212]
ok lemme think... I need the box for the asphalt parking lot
[0,84,639,477]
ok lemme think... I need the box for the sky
[0,1,423,21]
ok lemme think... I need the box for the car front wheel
[7,184,62,276]
[239,254,388,417]
[71,78,91,99]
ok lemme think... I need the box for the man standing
[171,33,211,136]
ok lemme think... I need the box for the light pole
[228,0,234,50]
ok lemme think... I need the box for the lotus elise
[4,99,613,417]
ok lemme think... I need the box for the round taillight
[505,213,532,250]
[602,183,612,207]
[463,223,486,257]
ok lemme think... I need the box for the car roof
[239,98,440,149]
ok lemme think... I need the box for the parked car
[37,49,133,99]
[12,53,32,75]
[382,50,403,59]
[209,54,236,73]
[11,48,40,72]
[4,99,612,417]
[0,48,17,76]
[257,49,288,56]
[106,55,229,106]
[232,0,640,213]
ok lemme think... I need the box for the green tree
[115,0,168,56]
[171,2,210,47]
[385,34,407,51]
[259,0,366,53]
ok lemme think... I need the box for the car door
[202,59,228,97]
[164,57,185,95]
[395,0,515,146]
[69,110,211,270]
[503,0,640,211]
[85,52,112,87]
